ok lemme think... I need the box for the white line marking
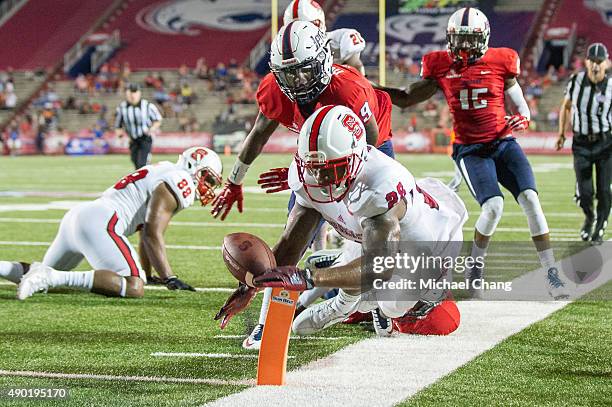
[0,370,252,387]
[151,352,295,359]
[204,245,612,407]
[0,217,285,228]
[0,241,222,250]
[0,281,235,293]
[214,335,351,341]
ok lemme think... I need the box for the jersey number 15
[459,87,488,110]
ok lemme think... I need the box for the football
[222,232,276,287]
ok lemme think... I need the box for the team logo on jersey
[136,0,274,35]
[445,69,461,79]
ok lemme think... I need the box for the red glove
[214,284,257,329]
[257,167,289,193]
[211,181,243,221]
[253,266,314,291]
[504,115,529,131]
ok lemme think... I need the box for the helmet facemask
[447,29,489,62]
[270,46,331,105]
[194,167,222,206]
[295,150,364,203]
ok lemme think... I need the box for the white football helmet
[296,105,367,203]
[176,147,222,206]
[446,7,490,62]
[283,0,326,32]
[270,20,332,104]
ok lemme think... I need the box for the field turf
[0,153,609,406]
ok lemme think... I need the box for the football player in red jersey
[377,7,570,299]
[211,20,393,223]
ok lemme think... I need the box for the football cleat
[342,311,373,324]
[304,249,342,270]
[580,217,595,241]
[17,262,52,300]
[404,299,442,319]
[545,267,570,300]
[371,308,393,337]
[590,220,606,245]
[292,296,357,335]
[242,324,264,350]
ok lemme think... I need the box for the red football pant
[392,300,460,335]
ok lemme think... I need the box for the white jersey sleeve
[328,28,366,63]
[156,169,195,211]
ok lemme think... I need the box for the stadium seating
[0,0,115,70]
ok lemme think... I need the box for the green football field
[0,153,610,406]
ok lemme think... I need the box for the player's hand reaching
[211,181,243,221]
[214,284,257,329]
[258,167,289,193]
[165,276,196,291]
[504,115,529,132]
[253,266,314,291]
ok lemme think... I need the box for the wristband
[228,159,251,185]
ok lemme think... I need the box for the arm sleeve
[256,74,289,123]
[563,74,576,101]
[114,105,123,129]
[504,82,531,120]
[161,171,195,210]
[420,55,433,79]
[503,49,521,78]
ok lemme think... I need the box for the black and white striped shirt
[564,71,611,136]
[114,99,162,139]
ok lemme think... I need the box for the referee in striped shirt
[557,43,611,243]
[114,83,162,169]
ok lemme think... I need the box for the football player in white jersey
[0,147,222,300]
[215,105,466,336]
[283,0,366,74]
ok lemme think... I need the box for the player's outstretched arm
[254,200,406,291]
[214,201,321,328]
[374,78,438,109]
[142,183,195,291]
[211,111,279,220]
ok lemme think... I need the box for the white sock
[49,270,95,290]
[0,261,24,284]
[333,289,360,314]
[258,287,273,325]
[537,248,555,269]
[297,286,329,308]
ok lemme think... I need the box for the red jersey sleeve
[499,48,520,78]
[256,73,292,122]
[420,54,434,79]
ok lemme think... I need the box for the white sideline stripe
[214,335,351,341]
[0,281,235,293]
[0,217,580,233]
[205,245,612,407]
[0,280,231,292]
[0,241,222,251]
[0,217,285,228]
[151,352,294,360]
[0,370,252,387]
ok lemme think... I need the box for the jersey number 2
[459,88,488,110]
[114,169,149,190]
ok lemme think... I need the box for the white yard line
[0,241,222,250]
[0,370,253,387]
[0,281,234,293]
[214,335,351,341]
[204,244,612,407]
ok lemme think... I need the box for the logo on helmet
[341,114,364,141]
[190,148,209,161]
